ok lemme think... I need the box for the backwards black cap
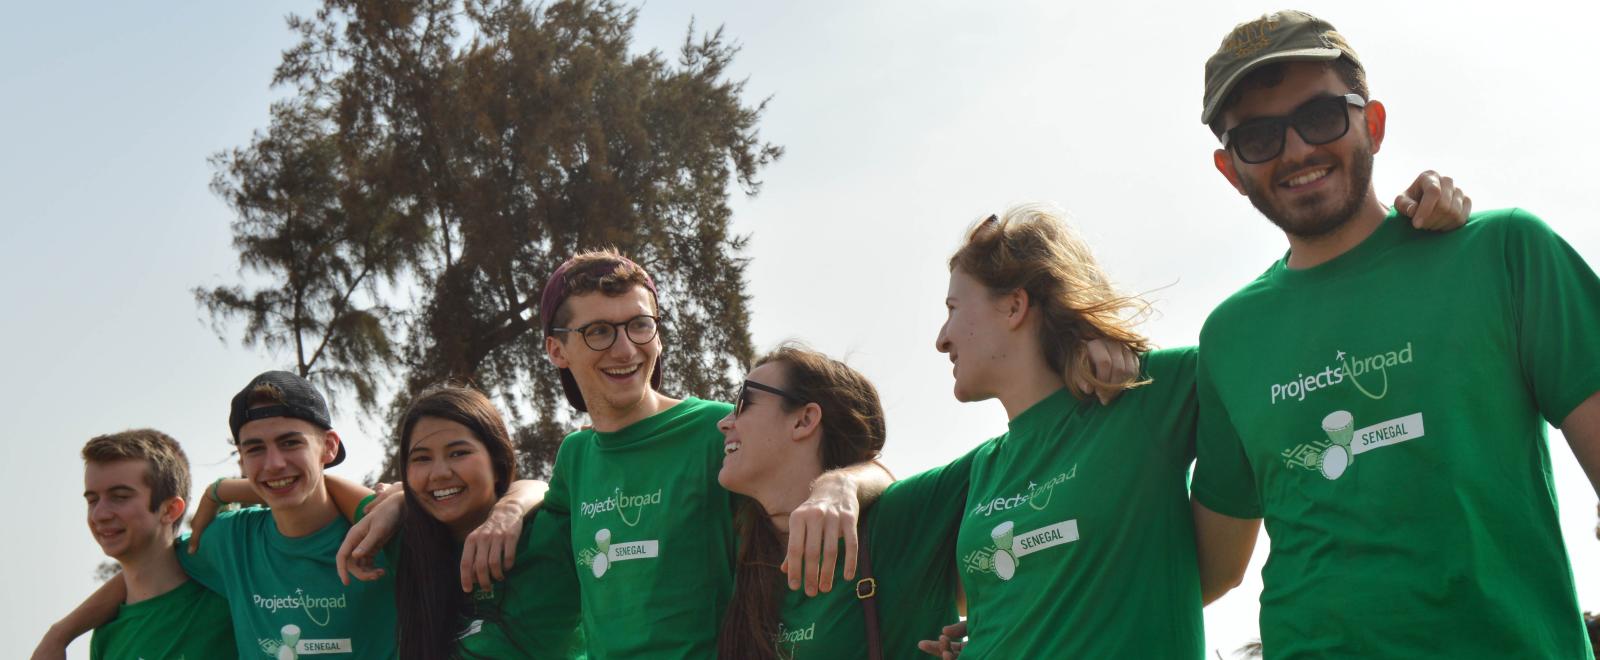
[228,370,343,467]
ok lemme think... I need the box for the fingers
[818,517,840,593]
[488,534,507,583]
[1081,340,1113,396]
[784,522,805,591]
[917,639,943,657]
[803,512,823,596]
[840,514,859,582]
[336,523,367,586]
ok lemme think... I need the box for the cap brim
[325,441,346,468]
[1202,47,1343,124]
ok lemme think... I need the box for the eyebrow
[240,431,308,447]
[408,438,474,456]
[84,485,137,498]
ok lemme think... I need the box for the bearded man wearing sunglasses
[1189,10,1600,659]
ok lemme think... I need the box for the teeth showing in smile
[724,441,740,456]
[266,477,296,489]
[602,366,639,377]
[432,487,464,500]
[1285,168,1330,187]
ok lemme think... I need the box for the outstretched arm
[459,479,549,592]
[31,573,126,660]
[1560,391,1600,500]
[784,460,894,596]
[1193,499,1261,605]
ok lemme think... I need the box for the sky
[2,1,1597,657]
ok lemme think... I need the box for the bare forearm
[1192,499,1260,605]
[817,460,893,508]
[45,572,126,645]
[1560,391,1600,499]
[495,480,549,518]
[325,474,376,522]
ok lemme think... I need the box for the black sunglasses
[1221,93,1367,164]
[735,379,806,417]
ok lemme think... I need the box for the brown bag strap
[855,524,883,660]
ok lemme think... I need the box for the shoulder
[676,397,735,422]
[1142,346,1197,381]
[1200,268,1279,343]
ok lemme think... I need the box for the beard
[1240,142,1374,239]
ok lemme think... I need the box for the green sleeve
[875,445,981,535]
[1504,209,1600,425]
[352,493,379,524]
[1192,349,1263,519]
[542,432,580,516]
[175,508,244,593]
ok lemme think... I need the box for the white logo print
[1281,409,1427,480]
[258,624,354,658]
[965,519,1080,581]
[581,528,660,578]
[1268,343,1414,405]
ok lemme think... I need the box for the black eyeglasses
[551,314,660,351]
[1221,93,1367,164]
[735,379,806,417]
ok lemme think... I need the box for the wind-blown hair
[718,343,886,660]
[394,385,519,660]
[949,203,1151,394]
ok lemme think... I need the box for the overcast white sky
[3,1,1597,658]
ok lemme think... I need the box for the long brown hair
[394,385,519,660]
[949,203,1151,394]
[718,343,887,660]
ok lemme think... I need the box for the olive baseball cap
[228,370,344,467]
[1201,10,1362,125]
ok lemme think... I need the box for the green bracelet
[208,477,228,505]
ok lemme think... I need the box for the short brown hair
[551,247,659,328]
[1207,57,1368,137]
[949,204,1151,394]
[82,429,192,532]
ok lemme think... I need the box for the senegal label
[962,518,1080,581]
[258,624,352,658]
[581,528,660,579]
[1279,410,1427,481]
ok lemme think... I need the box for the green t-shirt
[956,348,1203,658]
[178,507,398,659]
[89,578,236,660]
[1193,209,1600,658]
[774,446,977,660]
[354,493,586,659]
[542,397,739,659]
[455,511,586,659]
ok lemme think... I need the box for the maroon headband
[540,255,663,412]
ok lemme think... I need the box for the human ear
[1004,288,1031,331]
[792,402,823,439]
[1214,149,1247,195]
[1363,99,1386,154]
[161,496,187,526]
[545,335,570,369]
[321,430,342,465]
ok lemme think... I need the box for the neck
[449,505,494,544]
[272,480,340,538]
[116,538,189,604]
[1284,194,1388,269]
[589,389,680,433]
[993,347,1069,421]
[754,456,824,537]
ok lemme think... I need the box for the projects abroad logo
[577,527,660,579]
[1267,342,1414,405]
[252,588,347,625]
[256,623,353,658]
[579,486,663,527]
[969,467,1076,517]
[962,519,1079,581]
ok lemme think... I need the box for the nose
[1280,124,1316,163]
[90,499,114,522]
[935,320,951,354]
[263,445,288,472]
[427,455,455,483]
[716,411,735,434]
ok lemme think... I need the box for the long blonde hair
[948,203,1151,394]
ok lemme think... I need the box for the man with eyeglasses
[1189,10,1600,658]
[535,248,893,659]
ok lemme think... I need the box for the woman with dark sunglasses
[714,343,975,660]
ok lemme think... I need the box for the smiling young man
[74,429,235,659]
[536,249,892,659]
[1190,10,1600,658]
[165,370,399,659]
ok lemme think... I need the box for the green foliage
[199,0,780,479]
